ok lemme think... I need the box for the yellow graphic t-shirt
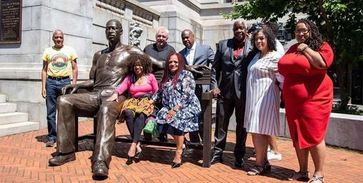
[42,45,78,77]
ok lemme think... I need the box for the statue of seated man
[48,19,165,179]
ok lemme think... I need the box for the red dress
[278,42,334,149]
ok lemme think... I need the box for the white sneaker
[267,150,282,161]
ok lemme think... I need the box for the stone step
[0,94,6,103]
[0,121,39,137]
[0,103,17,113]
[0,112,28,125]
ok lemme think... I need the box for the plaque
[0,0,22,44]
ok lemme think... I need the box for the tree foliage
[226,0,363,111]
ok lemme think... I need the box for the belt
[47,76,70,80]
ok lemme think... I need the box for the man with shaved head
[41,29,78,147]
[210,20,253,168]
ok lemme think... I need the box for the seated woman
[108,52,158,165]
[152,52,201,168]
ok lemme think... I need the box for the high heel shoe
[171,161,182,168]
[134,150,142,163]
[126,156,134,165]
[171,149,183,168]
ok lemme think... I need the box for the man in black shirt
[144,26,175,61]
[144,26,175,142]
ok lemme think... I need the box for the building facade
[1,0,355,133]
[0,0,242,129]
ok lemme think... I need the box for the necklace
[135,75,146,85]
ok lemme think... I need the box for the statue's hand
[193,65,210,71]
[106,93,119,102]
[62,84,78,95]
[186,65,209,78]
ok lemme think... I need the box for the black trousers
[212,94,247,160]
[123,109,146,143]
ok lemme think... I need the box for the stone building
[0,0,242,136]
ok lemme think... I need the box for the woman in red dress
[278,19,334,183]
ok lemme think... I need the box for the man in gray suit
[179,29,215,143]
[210,20,254,167]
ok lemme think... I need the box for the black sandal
[287,171,309,181]
[247,162,271,176]
[247,165,264,176]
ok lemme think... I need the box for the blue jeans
[46,77,70,141]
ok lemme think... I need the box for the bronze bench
[75,69,213,167]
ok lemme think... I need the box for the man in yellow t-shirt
[41,30,78,147]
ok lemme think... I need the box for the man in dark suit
[210,20,253,167]
[179,29,215,143]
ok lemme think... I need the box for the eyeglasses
[295,29,309,34]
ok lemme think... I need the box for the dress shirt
[185,43,196,65]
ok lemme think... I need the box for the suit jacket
[180,43,215,96]
[211,38,253,99]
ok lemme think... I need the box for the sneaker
[267,150,282,161]
[46,139,56,147]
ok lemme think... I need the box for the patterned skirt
[121,97,154,116]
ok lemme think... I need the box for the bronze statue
[48,19,164,179]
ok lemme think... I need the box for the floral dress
[153,70,201,133]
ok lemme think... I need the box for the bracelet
[300,46,308,52]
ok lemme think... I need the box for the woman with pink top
[107,52,158,165]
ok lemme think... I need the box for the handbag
[143,119,159,138]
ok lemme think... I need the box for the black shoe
[49,153,75,166]
[134,150,142,163]
[263,161,271,172]
[234,158,244,168]
[210,155,223,165]
[143,132,152,141]
[158,134,167,142]
[126,156,134,165]
[46,139,56,147]
[92,161,108,179]
[171,162,182,168]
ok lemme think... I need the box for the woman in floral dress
[152,52,201,168]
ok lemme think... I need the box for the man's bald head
[52,29,64,48]
[233,20,248,42]
[181,29,195,49]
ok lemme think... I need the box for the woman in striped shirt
[244,26,282,176]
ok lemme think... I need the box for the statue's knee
[58,95,72,107]
[100,104,115,115]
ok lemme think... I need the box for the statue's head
[105,19,123,44]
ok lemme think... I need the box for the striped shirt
[244,51,282,136]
